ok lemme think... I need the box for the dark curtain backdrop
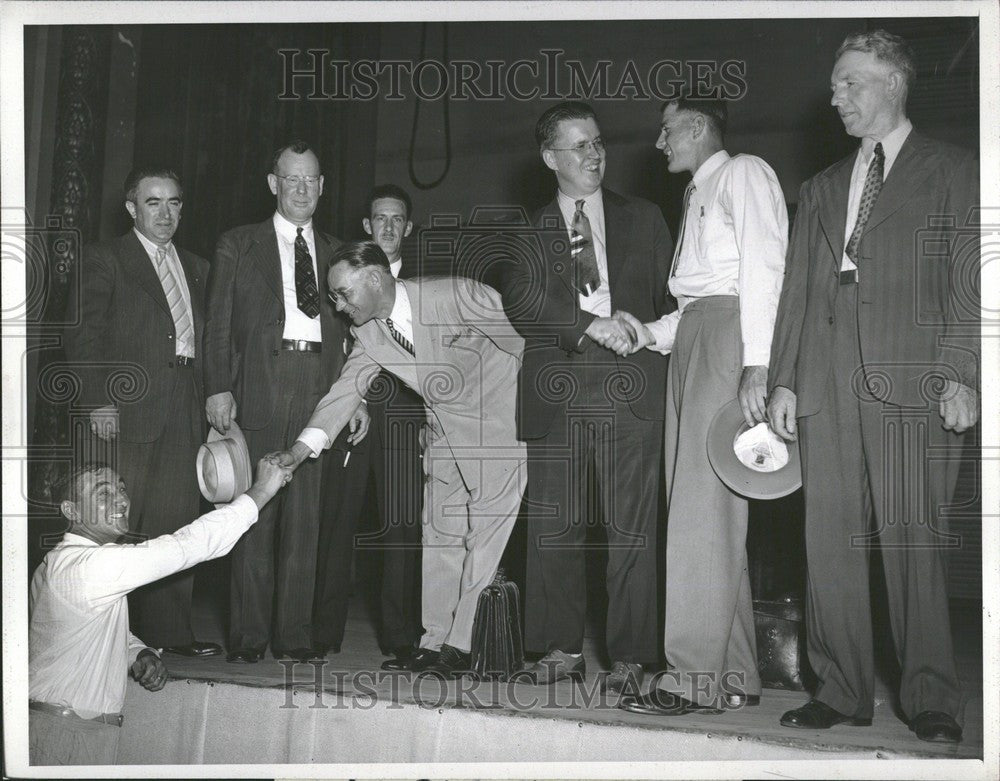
[127,23,381,257]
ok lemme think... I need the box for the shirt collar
[692,149,730,189]
[859,118,912,167]
[389,258,403,278]
[273,211,313,243]
[388,279,409,323]
[557,187,603,218]
[61,532,99,547]
[132,228,173,260]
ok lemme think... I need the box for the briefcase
[470,568,524,681]
[753,596,813,691]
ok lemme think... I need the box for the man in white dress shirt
[28,457,292,765]
[617,95,788,715]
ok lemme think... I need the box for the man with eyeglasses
[203,140,357,664]
[313,184,426,670]
[497,101,674,694]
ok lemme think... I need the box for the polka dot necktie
[846,142,885,265]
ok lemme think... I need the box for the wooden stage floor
[156,561,985,763]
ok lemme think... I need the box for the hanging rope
[408,22,452,190]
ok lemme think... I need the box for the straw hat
[196,420,252,507]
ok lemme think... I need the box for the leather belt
[175,355,194,366]
[839,268,858,285]
[281,339,322,353]
[29,700,123,727]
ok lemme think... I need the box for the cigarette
[343,451,351,467]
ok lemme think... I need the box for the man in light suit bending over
[277,240,526,677]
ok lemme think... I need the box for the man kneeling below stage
[28,456,292,765]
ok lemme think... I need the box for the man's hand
[130,649,167,692]
[738,365,769,427]
[586,316,636,357]
[766,385,797,441]
[940,380,979,434]
[90,406,119,441]
[245,456,295,509]
[613,311,654,354]
[347,402,370,445]
[206,391,237,434]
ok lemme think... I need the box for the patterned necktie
[571,199,601,296]
[846,142,885,265]
[154,246,194,354]
[294,227,320,318]
[386,317,415,355]
[669,182,696,277]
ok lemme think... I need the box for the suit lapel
[862,131,935,235]
[314,230,339,350]
[122,231,171,316]
[251,219,284,303]
[815,155,855,269]
[602,189,631,294]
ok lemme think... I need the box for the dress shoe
[314,642,341,655]
[273,647,326,663]
[620,689,723,716]
[423,644,471,678]
[780,699,872,729]
[516,650,586,685]
[163,641,223,657]
[602,661,644,696]
[226,648,263,664]
[381,647,439,672]
[909,710,962,743]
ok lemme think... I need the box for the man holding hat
[616,95,788,714]
[63,167,217,659]
[29,456,292,765]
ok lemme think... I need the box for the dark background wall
[22,17,982,597]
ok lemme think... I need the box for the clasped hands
[586,311,654,356]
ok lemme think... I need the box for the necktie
[294,227,321,318]
[846,142,885,265]
[669,182,696,277]
[571,199,601,297]
[154,246,194,355]
[386,317,414,355]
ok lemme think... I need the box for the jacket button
[167,334,174,340]
[168,361,174,368]
[277,319,284,326]
[828,316,834,325]
[272,349,279,356]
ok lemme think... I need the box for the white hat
[196,420,252,507]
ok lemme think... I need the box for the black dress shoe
[315,642,341,655]
[910,710,962,743]
[424,644,471,678]
[273,647,326,663]
[226,648,263,664]
[620,689,722,716]
[163,641,223,657]
[381,647,439,671]
[780,699,872,729]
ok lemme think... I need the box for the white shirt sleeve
[644,310,682,355]
[296,427,331,457]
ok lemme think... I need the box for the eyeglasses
[273,174,321,188]
[328,288,353,306]
[548,137,606,155]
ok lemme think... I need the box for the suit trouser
[656,296,760,705]
[524,342,662,663]
[111,364,201,648]
[798,283,962,722]
[314,377,424,651]
[420,448,525,653]
[229,351,324,652]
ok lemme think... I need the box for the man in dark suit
[64,167,220,657]
[314,184,425,666]
[768,31,978,743]
[499,101,673,693]
[203,140,353,663]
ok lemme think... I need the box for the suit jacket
[497,188,674,439]
[64,231,208,444]
[203,218,347,430]
[770,130,979,415]
[306,277,525,494]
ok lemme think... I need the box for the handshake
[586,311,654,356]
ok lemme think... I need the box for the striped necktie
[571,199,601,297]
[386,317,414,355]
[295,227,321,318]
[154,246,194,355]
[846,142,885,265]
